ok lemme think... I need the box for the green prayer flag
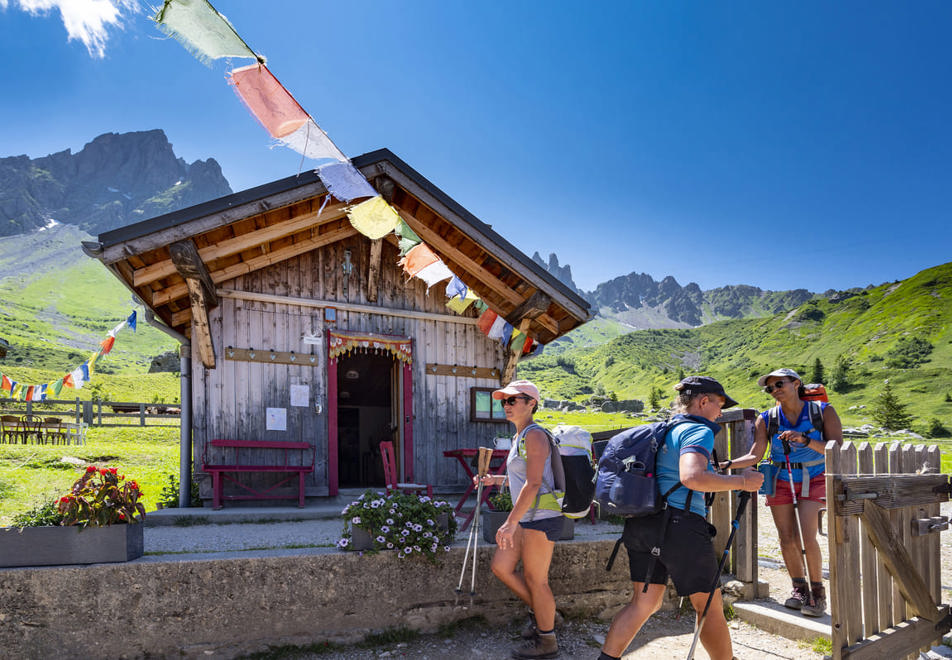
[154,0,257,65]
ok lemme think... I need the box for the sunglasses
[501,395,532,407]
[763,380,789,394]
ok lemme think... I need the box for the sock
[598,653,621,660]
[537,628,554,636]
[810,581,825,598]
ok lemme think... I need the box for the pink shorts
[766,474,826,506]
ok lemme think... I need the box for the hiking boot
[511,631,559,659]
[802,595,827,617]
[783,584,810,610]
[521,610,564,639]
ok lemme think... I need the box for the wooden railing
[826,441,950,660]
[0,398,181,428]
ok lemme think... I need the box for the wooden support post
[168,239,219,308]
[366,238,383,302]
[185,278,216,369]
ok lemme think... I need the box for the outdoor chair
[379,441,433,497]
[43,417,67,445]
[0,415,21,443]
[19,415,44,444]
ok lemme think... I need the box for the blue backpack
[594,417,696,517]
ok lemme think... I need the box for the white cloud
[9,0,139,58]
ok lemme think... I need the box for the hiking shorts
[622,509,719,597]
[520,515,564,542]
[766,474,826,507]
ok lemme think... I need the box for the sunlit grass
[0,426,179,525]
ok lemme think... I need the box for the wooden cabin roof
[83,149,591,352]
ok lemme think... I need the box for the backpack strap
[517,423,564,520]
[807,401,825,440]
[767,406,780,441]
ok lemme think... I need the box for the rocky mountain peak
[0,129,232,236]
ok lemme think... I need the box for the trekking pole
[468,447,494,595]
[456,447,493,596]
[781,436,816,608]
[686,491,751,660]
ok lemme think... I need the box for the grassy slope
[520,262,952,434]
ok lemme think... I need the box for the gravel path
[143,499,952,659]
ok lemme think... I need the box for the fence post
[82,401,93,425]
[139,403,146,426]
[96,400,102,426]
[26,401,32,415]
[75,398,81,425]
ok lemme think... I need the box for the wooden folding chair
[0,415,20,444]
[19,415,43,444]
[43,417,67,445]
[379,441,433,497]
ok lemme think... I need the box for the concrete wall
[0,540,633,659]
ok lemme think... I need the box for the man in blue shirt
[599,376,763,660]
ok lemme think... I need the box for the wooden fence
[0,398,181,428]
[826,441,950,660]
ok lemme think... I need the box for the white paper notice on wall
[266,407,287,431]
[290,384,309,407]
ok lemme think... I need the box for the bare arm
[681,452,762,493]
[723,415,770,470]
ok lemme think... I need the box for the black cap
[674,376,739,409]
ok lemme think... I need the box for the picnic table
[442,447,509,531]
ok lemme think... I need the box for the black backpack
[518,424,596,520]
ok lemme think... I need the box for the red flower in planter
[86,465,97,473]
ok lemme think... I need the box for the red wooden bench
[202,439,315,509]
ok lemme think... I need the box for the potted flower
[482,489,574,544]
[0,465,146,568]
[337,489,457,563]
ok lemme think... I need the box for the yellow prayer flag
[347,196,401,240]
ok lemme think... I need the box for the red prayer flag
[229,63,309,138]
[100,336,116,355]
[477,309,498,335]
[63,373,74,389]
[0,374,10,392]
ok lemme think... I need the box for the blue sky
[1,1,950,294]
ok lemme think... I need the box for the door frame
[326,330,413,496]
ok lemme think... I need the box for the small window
[471,387,508,422]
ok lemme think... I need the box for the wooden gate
[827,441,951,659]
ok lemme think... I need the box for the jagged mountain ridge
[0,129,232,236]
[531,251,816,330]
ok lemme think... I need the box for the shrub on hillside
[925,418,950,438]
[884,336,933,369]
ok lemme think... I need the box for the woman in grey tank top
[478,380,561,659]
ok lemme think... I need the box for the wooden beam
[185,278,215,369]
[168,239,218,308]
[101,181,329,264]
[366,238,383,303]
[217,289,480,326]
[170,307,192,327]
[502,349,520,385]
[152,224,357,307]
[132,205,348,287]
[839,608,950,660]
[833,474,950,515]
[424,364,500,379]
[394,208,522,307]
[505,290,551,325]
[225,348,320,366]
[860,500,939,620]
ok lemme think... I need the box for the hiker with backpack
[724,368,843,618]
[598,376,763,660]
[477,379,564,659]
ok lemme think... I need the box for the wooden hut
[83,149,591,502]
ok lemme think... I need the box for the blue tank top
[761,402,827,482]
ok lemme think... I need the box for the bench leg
[298,472,305,508]
[213,472,223,510]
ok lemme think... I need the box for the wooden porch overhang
[82,149,591,367]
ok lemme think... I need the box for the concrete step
[733,600,831,643]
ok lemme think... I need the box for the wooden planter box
[0,524,144,568]
[482,511,574,544]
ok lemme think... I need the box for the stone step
[733,600,831,643]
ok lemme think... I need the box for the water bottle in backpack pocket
[757,462,778,496]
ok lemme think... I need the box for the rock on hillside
[0,130,232,236]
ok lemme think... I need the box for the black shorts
[622,509,719,597]
[519,515,564,542]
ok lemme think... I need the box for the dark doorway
[336,351,395,489]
